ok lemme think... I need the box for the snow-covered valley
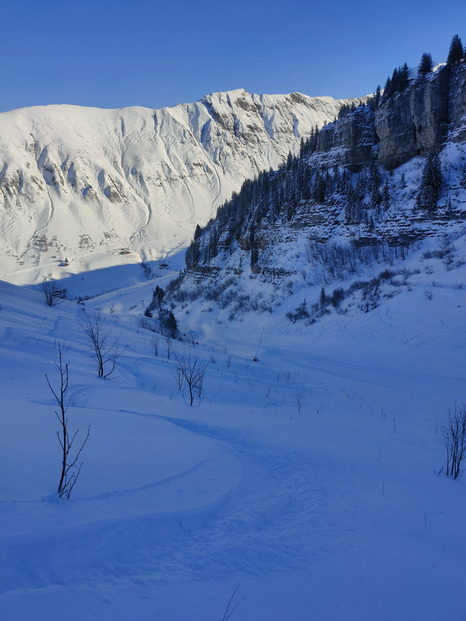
[1,46,466,621]
[1,234,466,619]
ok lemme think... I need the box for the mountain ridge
[0,89,366,285]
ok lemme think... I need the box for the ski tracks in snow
[0,410,337,597]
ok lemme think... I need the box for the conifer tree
[447,34,464,65]
[165,312,178,338]
[185,238,200,268]
[460,165,466,189]
[368,159,382,209]
[302,166,312,200]
[299,138,305,159]
[193,224,202,240]
[416,151,443,211]
[344,185,357,223]
[382,179,390,211]
[418,52,433,76]
[355,169,367,201]
[383,76,392,99]
[399,63,410,91]
[309,126,319,152]
[320,287,327,309]
[312,171,326,203]
[391,68,400,93]
[286,152,293,171]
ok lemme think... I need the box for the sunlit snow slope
[0,90,363,284]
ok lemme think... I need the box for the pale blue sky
[1,0,464,112]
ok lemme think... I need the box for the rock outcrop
[312,64,466,171]
[316,106,376,170]
[375,67,450,169]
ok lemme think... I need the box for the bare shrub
[442,405,466,479]
[331,288,345,307]
[174,353,209,405]
[139,317,157,333]
[45,343,90,498]
[80,311,121,378]
[42,278,66,306]
[286,300,309,323]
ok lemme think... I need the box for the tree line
[380,34,465,103]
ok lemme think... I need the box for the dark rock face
[316,107,376,171]
[448,64,466,143]
[375,67,450,169]
[312,64,466,171]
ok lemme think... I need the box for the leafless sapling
[80,311,121,378]
[45,343,90,499]
[442,405,466,479]
[151,335,160,357]
[165,335,172,359]
[221,583,245,621]
[174,353,209,406]
[295,392,305,415]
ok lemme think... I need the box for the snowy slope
[2,60,466,621]
[167,103,466,325]
[0,90,364,285]
[1,241,466,620]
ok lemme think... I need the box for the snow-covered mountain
[166,63,466,328]
[0,89,365,285]
[3,42,466,621]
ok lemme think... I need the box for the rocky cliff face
[375,67,450,169]
[448,64,466,143]
[0,90,362,283]
[310,64,466,171]
[315,106,376,170]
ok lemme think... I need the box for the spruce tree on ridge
[447,34,464,65]
[418,52,433,76]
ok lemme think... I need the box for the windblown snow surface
[1,231,466,620]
